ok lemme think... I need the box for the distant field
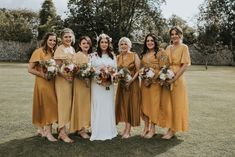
[0,63,234,157]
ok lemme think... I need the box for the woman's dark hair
[96,35,114,59]
[41,32,58,54]
[77,36,92,54]
[141,33,159,59]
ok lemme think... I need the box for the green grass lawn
[0,63,234,157]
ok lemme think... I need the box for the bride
[89,33,118,141]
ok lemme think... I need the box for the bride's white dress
[89,52,118,141]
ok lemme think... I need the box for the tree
[38,0,63,39]
[0,8,38,42]
[196,0,235,66]
[163,15,197,45]
[65,0,165,51]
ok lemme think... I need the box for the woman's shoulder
[35,47,44,53]
[29,47,44,62]
[180,43,188,49]
[56,44,64,50]
[31,47,44,57]
[166,45,173,50]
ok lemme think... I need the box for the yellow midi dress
[141,52,161,124]
[159,44,191,132]
[54,44,75,128]
[29,48,58,127]
[115,52,140,126]
[70,51,91,132]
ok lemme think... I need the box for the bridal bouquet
[39,59,58,80]
[158,65,175,90]
[139,67,155,87]
[60,59,76,78]
[75,63,96,87]
[95,66,116,90]
[115,67,132,88]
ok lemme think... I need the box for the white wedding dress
[89,52,118,141]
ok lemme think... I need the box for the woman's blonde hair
[118,37,132,52]
[60,28,75,44]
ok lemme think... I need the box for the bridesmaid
[115,37,141,138]
[28,32,58,142]
[160,26,191,139]
[70,36,92,139]
[54,28,75,143]
[140,33,161,138]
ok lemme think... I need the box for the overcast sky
[1,0,205,26]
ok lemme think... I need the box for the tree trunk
[205,55,208,70]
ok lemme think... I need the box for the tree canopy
[65,0,166,50]
[0,8,38,42]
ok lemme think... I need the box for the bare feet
[141,129,149,137]
[46,133,57,142]
[36,129,45,137]
[79,130,90,139]
[144,130,155,139]
[162,130,175,140]
[122,133,131,139]
[58,133,74,143]
[120,128,127,136]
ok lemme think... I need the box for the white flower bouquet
[39,59,58,80]
[158,65,175,90]
[139,67,155,87]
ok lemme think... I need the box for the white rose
[68,64,75,71]
[48,66,56,72]
[126,75,132,82]
[167,70,175,79]
[146,70,155,78]
[160,74,166,80]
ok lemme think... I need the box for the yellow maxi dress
[141,52,161,124]
[70,51,91,132]
[159,44,191,132]
[54,44,75,128]
[115,52,140,127]
[29,48,58,127]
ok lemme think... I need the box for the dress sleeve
[181,45,191,66]
[29,48,41,63]
[54,46,66,60]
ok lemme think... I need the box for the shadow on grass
[0,134,183,157]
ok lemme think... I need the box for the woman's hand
[166,78,175,84]
[65,76,73,82]
[125,79,133,88]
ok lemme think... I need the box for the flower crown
[97,33,112,43]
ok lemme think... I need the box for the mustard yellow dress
[54,44,75,128]
[29,48,58,127]
[115,52,140,126]
[70,52,91,132]
[141,52,161,124]
[159,44,191,132]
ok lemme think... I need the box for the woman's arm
[167,63,188,84]
[132,53,141,81]
[125,54,140,87]
[28,62,45,78]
